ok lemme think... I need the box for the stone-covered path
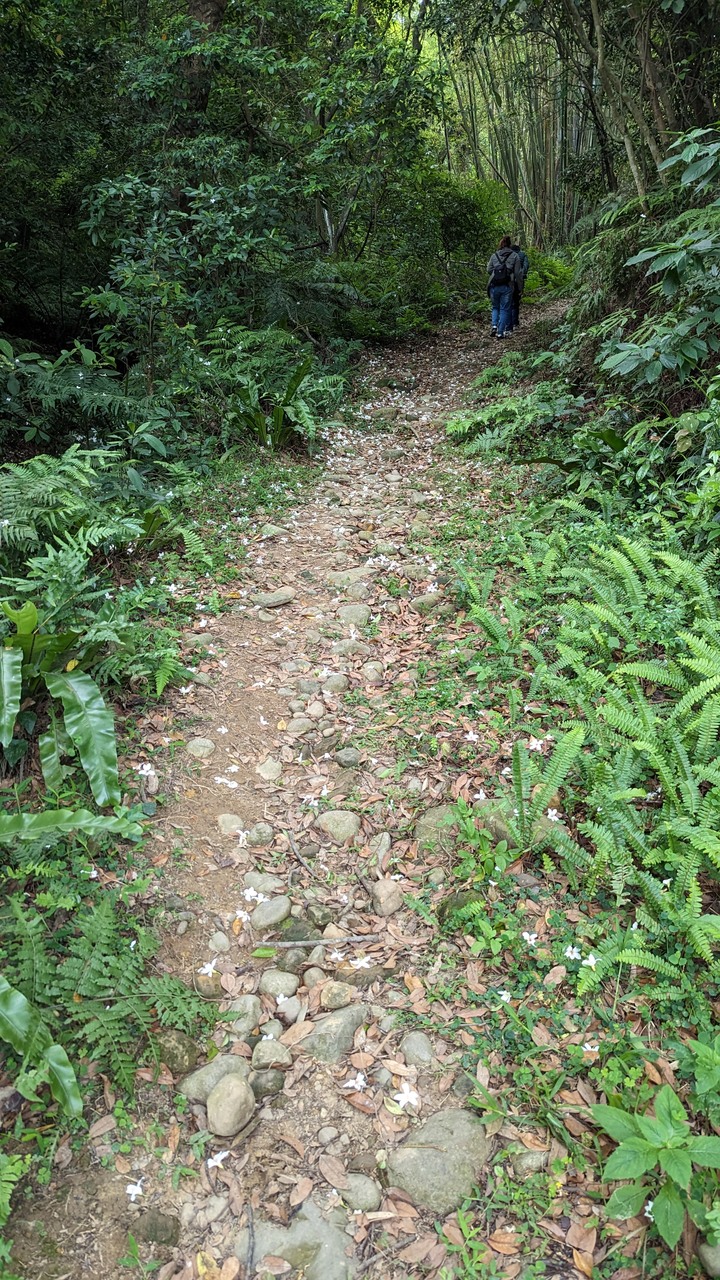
[11,314,561,1280]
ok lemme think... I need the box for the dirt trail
[11,314,555,1280]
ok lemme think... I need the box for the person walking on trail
[487,236,523,339]
[510,239,530,332]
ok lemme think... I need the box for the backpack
[489,250,514,288]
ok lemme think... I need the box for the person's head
[499,235,512,249]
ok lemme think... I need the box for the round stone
[217,813,244,836]
[320,981,354,1010]
[187,737,215,759]
[337,604,371,628]
[249,587,296,608]
[303,967,326,988]
[252,1039,292,1070]
[250,1069,285,1100]
[258,970,300,999]
[256,758,283,782]
[361,662,384,685]
[180,1055,250,1103]
[323,674,349,693]
[342,1173,382,1213]
[209,930,230,953]
[227,994,263,1041]
[206,1074,255,1137]
[153,1029,198,1076]
[288,716,315,735]
[318,1126,339,1144]
[251,896,292,930]
[316,810,361,844]
[276,995,301,1023]
[335,747,360,768]
[400,1031,435,1067]
[245,870,284,894]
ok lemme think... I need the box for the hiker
[486,236,524,339]
[510,238,530,331]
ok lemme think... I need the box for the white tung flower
[644,1200,654,1221]
[581,953,597,970]
[464,730,479,742]
[197,959,217,976]
[126,1179,144,1202]
[564,945,582,961]
[522,931,538,948]
[546,807,561,822]
[393,1081,420,1110]
[217,725,229,734]
[207,1150,229,1170]
[350,956,372,969]
[343,1072,367,1091]
[583,1042,599,1053]
[498,990,512,1003]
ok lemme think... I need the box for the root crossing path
[14,315,556,1280]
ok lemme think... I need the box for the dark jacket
[487,247,524,290]
[511,245,530,282]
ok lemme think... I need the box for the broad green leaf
[606,1181,647,1220]
[688,1135,720,1168]
[604,1139,658,1180]
[0,976,51,1060]
[38,714,73,792]
[590,1103,640,1143]
[0,647,22,748]
[43,1044,83,1118]
[44,669,120,806]
[658,1146,692,1188]
[0,978,82,1118]
[1,600,38,636]
[654,1085,689,1136]
[0,808,142,843]
[653,1180,685,1248]
[637,1113,676,1146]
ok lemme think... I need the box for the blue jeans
[490,285,513,336]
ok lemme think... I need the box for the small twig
[356,1234,418,1275]
[254,933,380,949]
[245,1203,255,1278]
[286,829,325,883]
[355,870,375,898]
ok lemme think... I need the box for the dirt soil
[10,312,576,1280]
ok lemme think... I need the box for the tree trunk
[185,0,229,118]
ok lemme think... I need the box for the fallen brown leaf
[318,1155,348,1190]
[488,1229,521,1255]
[289,1177,313,1207]
[258,1258,291,1277]
[543,964,566,986]
[88,1115,116,1139]
[520,1132,549,1151]
[281,1021,314,1047]
[397,1235,437,1263]
[566,1222,597,1253]
[278,1132,305,1158]
[573,1248,594,1277]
